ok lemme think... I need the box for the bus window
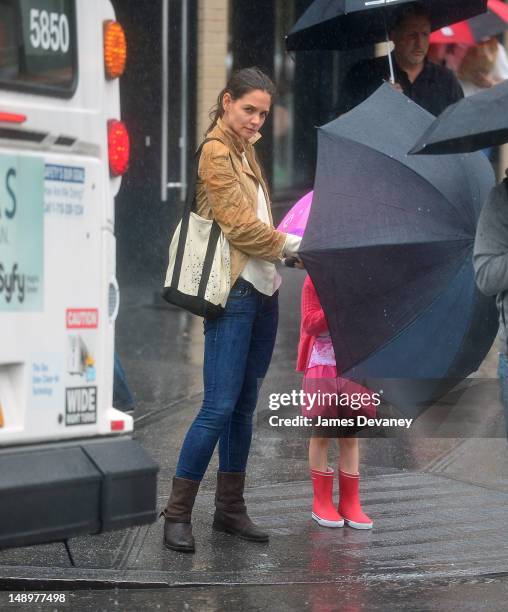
[0,0,77,96]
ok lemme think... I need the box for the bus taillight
[0,112,26,124]
[108,120,130,176]
[111,420,125,432]
[104,20,127,79]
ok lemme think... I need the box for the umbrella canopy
[430,0,508,45]
[300,83,497,412]
[286,0,487,51]
[410,79,508,155]
[277,191,313,237]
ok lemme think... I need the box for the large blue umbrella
[410,80,508,155]
[300,84,498,414]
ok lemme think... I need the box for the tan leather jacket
[196,118,287,286]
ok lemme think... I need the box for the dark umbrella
[410,79,508,155]
[300,83,498,414]
[286,0,487,51]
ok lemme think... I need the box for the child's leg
[337,436,372,529]
[338,437,359,474]
[309,435,343,527]
[309,437,330,471]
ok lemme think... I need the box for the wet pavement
[1,268,507,611]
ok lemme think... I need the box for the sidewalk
[0,268,507,610]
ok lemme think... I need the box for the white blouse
[240,153,302,296]
[240,182,283,296]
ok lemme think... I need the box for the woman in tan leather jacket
[161,67,301,553]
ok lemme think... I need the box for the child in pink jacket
[297,275,373,529]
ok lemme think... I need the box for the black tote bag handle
[170,137,223,292]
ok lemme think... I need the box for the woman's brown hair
[206,67,276,135]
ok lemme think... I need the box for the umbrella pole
[384,18,395,84]
[387,42,395,83]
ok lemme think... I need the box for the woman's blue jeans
[175,279,279,481]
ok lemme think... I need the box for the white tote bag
[163,138,231,318]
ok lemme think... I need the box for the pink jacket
[296,276,329,372]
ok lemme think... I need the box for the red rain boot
[338,470,373,530]
[311,468,344,528]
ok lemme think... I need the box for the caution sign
[65,386,97,426]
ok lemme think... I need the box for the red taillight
[108,119,129,176]
[0,112,26,124]
[111,420,125,431]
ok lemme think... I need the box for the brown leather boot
[212,471,269,542]
[161,476,200,552]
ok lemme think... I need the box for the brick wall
[196,0,229,141]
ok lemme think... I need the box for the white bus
[0,0,157,549]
